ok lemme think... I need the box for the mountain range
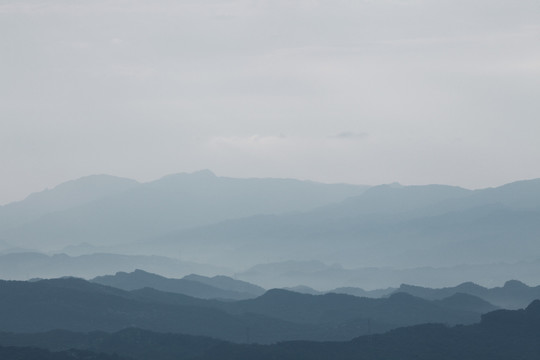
[0,171,368,252]
[0,277,497,343]
[148,178,540,268]
[1,172,540,289]
[92,269,265,300]
[396,280,540,309]
[0,300,538,360]
[0,252,226,280]
[235,259,540,290]
[94,269,534,311]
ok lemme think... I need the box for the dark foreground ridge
[0,345,127,360]
[0,277,494,343]
[0,300,539,360]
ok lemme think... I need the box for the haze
[2,0,540,205]
[3,4,540,356]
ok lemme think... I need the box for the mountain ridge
[0,171,369,251]
[147,178,540,269]
[92,269,263,300]
[0,299,538,360]
[0,277,495,343]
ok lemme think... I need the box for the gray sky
[1,0,540,205]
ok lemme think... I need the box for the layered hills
[0,300,538,360]
[0,277,496,343]
[235,259,540,294]
[149,178,540,268]
[0,252,225,280]
[91,269,538,311]
[1,173,540,290]
[0,171,368,251]
[397,280,540,309]
[92,269,264,300]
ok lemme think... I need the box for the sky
[1,0,539,205]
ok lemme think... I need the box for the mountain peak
[502,280,528,289]
[526,299,540,314]
[157,169,217,182]
[455,282,484,292]
[191,169,216,177]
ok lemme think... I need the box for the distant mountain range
[0,171,368,252]
[0,175,140,231]
[0,300,538,360]
[396,280,540,309]
[286,281,540,311]
[92,269,265,300]
[235,259,540,290]
[2,251,540,299]
[250,277,540,311]
[1,173,540,284]
[0,252,227,280]
[89,269,540,311]
[148,178,540,268]
[30,268,532,311]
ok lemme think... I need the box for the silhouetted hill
[0,328,221,360]
[0,171,368,251]
[0,277,317,343]
[183,274,265,297]
[128,286,468,336]
[398,280,540,309]
[0,345,129,360]
[92,270,259,300]
[2,301,540,360]
[434,293,498,313]
[223,289,489,329]
[0,278,495,343]
[198,299,540,359]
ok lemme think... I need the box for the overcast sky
[1,0,539,204]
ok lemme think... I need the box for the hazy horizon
[2,0,540,205]
[2,169,540,206]
[3,2,540,357]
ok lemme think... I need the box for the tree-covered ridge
[1,300,539,360]
[0,277,494,343]
[0,345,128,360]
